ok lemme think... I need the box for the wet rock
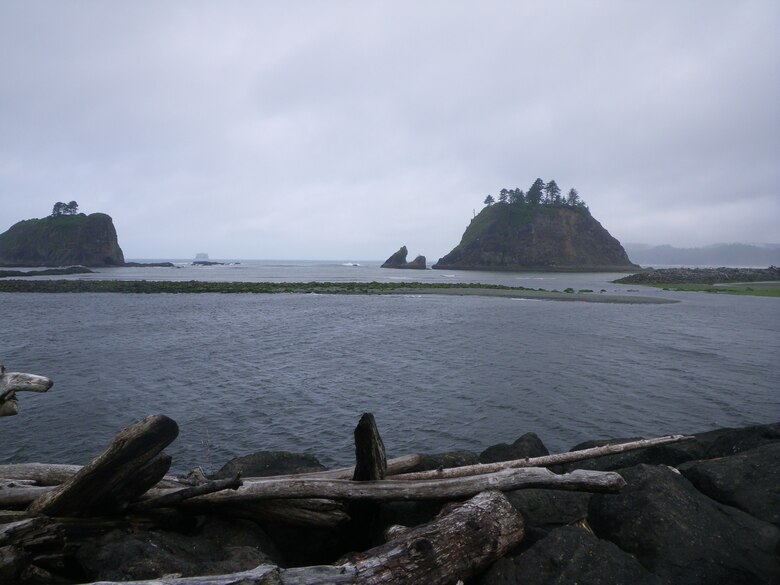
[212,450,325,479]
[381,245,426,269]
[588,464,780,585]
[479,432,549,464]
[678,442,780,527]
[408,450,479,472]
[476,525,661,585]
[76,517,281,581]
[504,489,591,547]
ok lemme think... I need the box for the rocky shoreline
[615,265,780,285]
[2,415,778,584]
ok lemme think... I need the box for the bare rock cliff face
[0,213,125,267]
[433,204,637,271]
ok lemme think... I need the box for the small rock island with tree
[433,178,638,271]
[0,202,126,267]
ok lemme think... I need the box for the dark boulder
[558,421,780,473]
[380,245,426,269]
[476,525,661,585]
[588,464,780,585]
[76,517,281,581]
[407,450,479,473]
[479,432,549,464]
[678,442,780,527]
[504,489,591,547]
[211,450,326,479]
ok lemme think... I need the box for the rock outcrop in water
[381,245,426,269]
[0,212,125,267]
[615,266,780,285]
[433,203,637,271]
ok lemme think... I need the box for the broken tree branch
[28,415,179,516]
[0,366,53,417]
[392,434,693,481]
[127,474,242,512]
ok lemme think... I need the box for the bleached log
[0,463,83,486]
[28,415,179,516]
[0,454,422,487]
[141,467,624,506]
[0,365,53,417]
[0,484,51,508]
[393,434,693,481]
[82,490,524,585]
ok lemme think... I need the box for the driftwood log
[28,415,178,516]
[0,366,53,417]
[393,433,693,481]
[81,490,524,585]
[0,454,422,487]
[138,466,625,507]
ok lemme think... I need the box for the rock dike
[1,369,778,584]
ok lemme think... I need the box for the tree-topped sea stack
[433,179,638,272]
[381,245,426,269]
[0,202,125,267]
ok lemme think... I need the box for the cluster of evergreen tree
[50,201,80,217]
[483,178,587,211]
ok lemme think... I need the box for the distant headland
[433,179,638,272]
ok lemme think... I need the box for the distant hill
[433,201,637,271]
[0,212,125,267]
[623,243,780,268]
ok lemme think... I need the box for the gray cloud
[1,1,778,260]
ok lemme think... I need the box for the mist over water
[2,264,778,474]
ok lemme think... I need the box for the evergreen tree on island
[482,178,588,212]
[51,201,80,217]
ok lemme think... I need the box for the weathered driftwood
[28,415,179,516]
[0,516,64,583]
[0,484,51,508]
[393,433,693,481]
[141,466,624,506]
[0,455,422,487]
[82,490,524,585]
[350,412,387,548]
[113,452,173,506]
[0,365,53,417]
[226,499,350,527]
[352,413,387,481]
[127,474,242,512]
[0,464,83,486]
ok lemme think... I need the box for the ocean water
[2,261,778,474]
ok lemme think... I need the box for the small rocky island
[433,179,638,271]
[381,245,426,269]
[0,202,125,267]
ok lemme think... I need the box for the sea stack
[381,246,426,269]
[433,197,637,271]
[0,212,125,267]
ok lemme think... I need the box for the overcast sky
[1,1,778,260]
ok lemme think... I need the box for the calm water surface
[2,262,778,473]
